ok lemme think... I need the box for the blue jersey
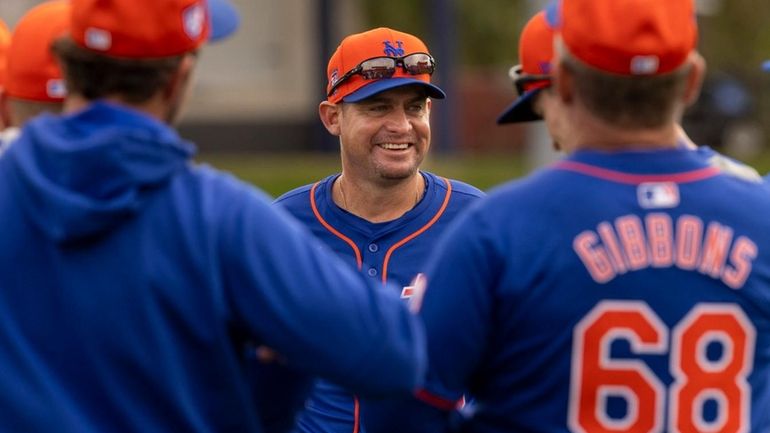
[0,102,426,433]
[363,148,770,433]
[276,172,483,433]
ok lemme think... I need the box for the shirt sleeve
[216,180,426,398]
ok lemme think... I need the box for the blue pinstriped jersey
[362,148,770,433]
[276,171,484,433]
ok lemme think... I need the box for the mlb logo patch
[630,55,660,75]
[84,27,112,51]
[46,79,66,99]
[330,69,339,86]
[183,3,205,40]
[637,182,680,209]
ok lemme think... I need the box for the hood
[4,101,194,243]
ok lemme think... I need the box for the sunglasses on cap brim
[328,52,436,97]
[509,64,552,97]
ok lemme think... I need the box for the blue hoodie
[0,102,425,432]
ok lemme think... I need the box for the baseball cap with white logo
[71,0,239,59]
[5,0,69,102]
[558,0,697,76]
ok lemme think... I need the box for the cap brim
[496,88,544,124]
[208,0,240,42]
[342,77,446,103]
[763,60,770,72]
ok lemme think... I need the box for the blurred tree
[698,0,770,72]
[455,0,527,66]
[360,0,426,36]
[696,0,770,151]
[361,0,528,66]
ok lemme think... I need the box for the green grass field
[198,149,770,199]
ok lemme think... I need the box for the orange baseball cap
[559,0,697,75]
[497,8,557,124]
[70,0,239,59]
[5,0,69,102]
[326,27,446,103]
[0,18,10,89]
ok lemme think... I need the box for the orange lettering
[646,213,674,268]
[699,223,733,278]
[616,216,649,271]
[574,231,615,283]
[598,222,627,274]
[676,216,702,270]
[722,237,757,290]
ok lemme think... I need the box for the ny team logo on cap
[325,27,445,103]
[383,40,405,57]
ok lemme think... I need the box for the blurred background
[2,0,770,196]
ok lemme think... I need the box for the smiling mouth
[378,143,411,150]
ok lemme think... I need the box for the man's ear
[0,89,12,129]
[553,56,575,105]
[163,54,197,103]
[683,52,706,108]
[318,101,342,136]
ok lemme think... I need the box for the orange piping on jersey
[554,161,721,185]
[381,177,452,283]
[352,396,360,433]
[415,388,463,411]
[310,181,363,269]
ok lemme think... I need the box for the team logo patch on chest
[637,182,679,209]
[402,273,427,312]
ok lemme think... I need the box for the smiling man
[275,27,484,433]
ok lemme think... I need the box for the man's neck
[563,107,681,153]
[63,94,168,121]
[333,173,425,223]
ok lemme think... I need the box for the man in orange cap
[0,0,68,149]
[0,1,428,432]
[0,17,10,130]
[498,4,760,180]
[274,27,483,433]
[362,0,770,431]
[496,8,558,125]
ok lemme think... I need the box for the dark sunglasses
[328,52,436,97]
[509,65,552,97]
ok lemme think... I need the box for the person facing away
[0,0,428,431]
[0,17,10,130]
[498,3,762,183]
[362,0,770,431]
[274,27,484,433]
[0,0,69,149]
